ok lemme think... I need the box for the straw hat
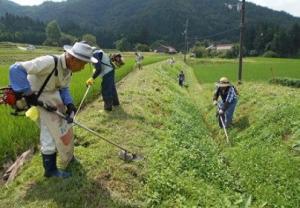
[64,42,98,63]
[216,77,231,87]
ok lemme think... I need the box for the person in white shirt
[135,52,143,70]
[9,42,97,178]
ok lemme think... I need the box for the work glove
[24,93,39,106]
[86,78,94,86]
[218,109,224,115]
[213,100,218,106]
[66,103,77,123]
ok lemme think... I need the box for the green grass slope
[0,58,299,207]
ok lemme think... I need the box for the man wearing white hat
[213,77,238,128]
[9,42,97,178]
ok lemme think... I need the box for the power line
[188,26,240,41]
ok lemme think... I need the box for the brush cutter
[74,85,91,120]
[0,87,28,116]
[41,103,141,162]
[217,104,230,144]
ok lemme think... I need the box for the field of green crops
[0,42,167,166]
[190,57,300,84]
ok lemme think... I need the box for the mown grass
[0,57,299,207]
[193,82,300,207]
[0,43,167,166]
[189,57,300,84]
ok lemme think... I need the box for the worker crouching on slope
[178,70,185,87]
[213,77,238,128]
[86,48,124,111]
[9,42,97,178]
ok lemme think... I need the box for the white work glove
[218,109,224,115]
[213,100,218,106]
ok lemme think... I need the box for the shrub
[134,43,150,52]
[263,50,279,58]
[191,46,207,58]
[269,77,300,88]
[224,44,240,58]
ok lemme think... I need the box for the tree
[224,44,241,58]
[59,33,77,46]
[134,43,150,52]
[0,13,46,44]
[44,20,61,46]
[191,45,207,58]
[270,30,290,56]
[82,34,97,46]
[114,37,132,51]
[289,23,300,56]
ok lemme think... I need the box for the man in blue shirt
[213,77,238,128]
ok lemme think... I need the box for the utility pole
[184,19,189,62]
[238,0,245,84]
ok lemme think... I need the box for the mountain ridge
[1,0,300,48]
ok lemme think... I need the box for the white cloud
[247,0,300,17]
[9,0,64,6]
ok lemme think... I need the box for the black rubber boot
[42,153,71,178]
[104,99,113,111]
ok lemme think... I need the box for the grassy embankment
[0,57,299,207]
[189,57,300,207]
[0,42,167,166]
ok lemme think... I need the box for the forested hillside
[0,0,300,48]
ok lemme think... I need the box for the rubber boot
[42,153,71,178]
[104,99,113,111]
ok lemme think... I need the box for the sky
[8,0,300,17]
[9,0,65,6]
[247,0,300,17]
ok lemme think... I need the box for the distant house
[27,44,36,51]
[206,44,233,51]
[18,44,36,51]
[154,44,177,54]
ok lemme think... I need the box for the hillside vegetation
[0,58,299,207]
[1,0,300,48]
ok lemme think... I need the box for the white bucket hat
[64,42,98,63]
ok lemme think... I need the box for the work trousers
[218,99,237,128]
[101,70,119,104]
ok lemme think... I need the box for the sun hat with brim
[64,42,98,63]
[216,82,231,87]
[215,77,231,87]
